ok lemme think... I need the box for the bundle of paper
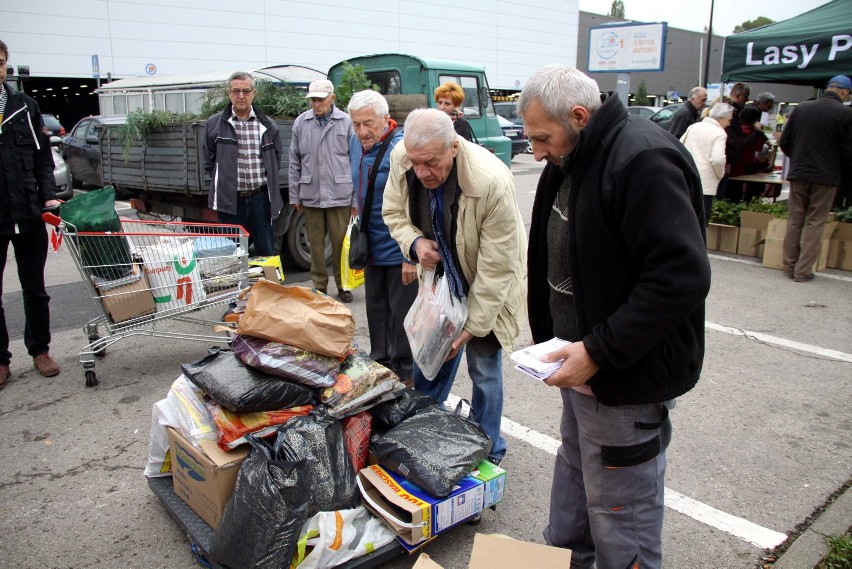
[510,338,571,380]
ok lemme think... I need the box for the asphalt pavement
[0,156,849,568]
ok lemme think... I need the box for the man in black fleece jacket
[518,64,710,569]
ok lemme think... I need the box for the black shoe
[338,290,354,303]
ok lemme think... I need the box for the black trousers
[0,225,51,365]
[364,264,418,381]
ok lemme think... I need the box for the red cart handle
[42,212,62,227]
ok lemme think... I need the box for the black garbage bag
[370,403,492,498]
[274,408,360,516]
[182,347,317,413]
[210,434,309,569]
[61,187,133,280]
[368,387,436,432]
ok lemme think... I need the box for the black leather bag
[347,128,396,271]
[348,220,370,270]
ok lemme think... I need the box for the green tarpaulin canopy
[721,0,852,86]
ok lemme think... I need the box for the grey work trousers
[544,388,673,569]
[782,180,837,279]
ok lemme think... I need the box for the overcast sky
[578,0,832,36]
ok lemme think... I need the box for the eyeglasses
[229,88,254,96]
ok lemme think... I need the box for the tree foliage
[609,0,625,18]
[733,16,774,34]
[199,80,308,119]
[635,80,650,105]
[334,62,379,111]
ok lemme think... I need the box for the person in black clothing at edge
[434,82,474,142]
[519,64,711,569]
[0,39,63,389]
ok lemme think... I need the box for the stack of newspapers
[510,338,571,380]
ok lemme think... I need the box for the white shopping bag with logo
[140,237,207,312]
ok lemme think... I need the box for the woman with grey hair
[680,102,734,224]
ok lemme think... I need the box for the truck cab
[327,53,511,167]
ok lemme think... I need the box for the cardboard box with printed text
[167,427,248,529]
[358,462,506,550]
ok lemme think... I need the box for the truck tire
[282,209,332,271]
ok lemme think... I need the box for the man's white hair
[517,64,601,134]
[347,89,389,117]
[403,108,456,149]
[688,86,707,101]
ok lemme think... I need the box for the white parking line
[706,321,852,363]
[450,366,791,549]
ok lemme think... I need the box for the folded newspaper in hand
[510,338,571,380]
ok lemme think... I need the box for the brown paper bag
[236,280,354,358]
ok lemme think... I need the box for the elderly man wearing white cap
[289,79,356,302]
[780,75,852,282]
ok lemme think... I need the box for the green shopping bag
[60,186,133,280]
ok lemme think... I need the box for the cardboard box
[706,223,739,253]
[765,218,837,241]
[97,265,156,323]
[168,427,249,529]
[762,238,830,272]
[737,211,776,257]
[826,222,852,270]
[248,255,284,282]
[358,462,506,549]
[412,534,572,568]
[762,219,836,273]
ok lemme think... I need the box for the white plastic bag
[403,269,468,380]
[292,506,396,569]
[143,399,177,478]
[166,375,217,443]
[143,375,218,478]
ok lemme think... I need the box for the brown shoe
[338,290,354,303]
[33,353,60,377]
[0,365,9,389]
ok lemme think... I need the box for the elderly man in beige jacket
[382,108,527,466]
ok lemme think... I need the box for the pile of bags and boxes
[144,278,569,568]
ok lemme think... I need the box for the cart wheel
[85,370,98,387]
[88,335,106,358]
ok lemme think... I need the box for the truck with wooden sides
[94,54,510,268]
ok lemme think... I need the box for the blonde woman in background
[680,103,735,224]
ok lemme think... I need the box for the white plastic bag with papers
[403,269,467,380]
[292,506,395,569]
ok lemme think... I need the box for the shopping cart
[43,212,250,387]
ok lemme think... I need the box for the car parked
[50,140,72,200]
[497,115,528,158]
[627,105,661,119]
[647,103,685,132]
[41,113,66,137]
[494,101,522,125]
[61,115,125,188]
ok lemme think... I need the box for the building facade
[1,0,813,128]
